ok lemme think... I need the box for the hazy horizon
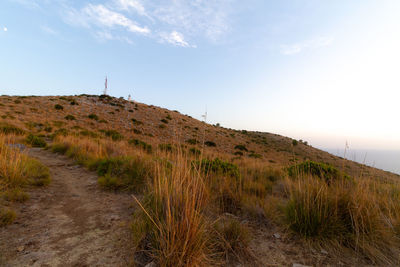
[1,0,399,150]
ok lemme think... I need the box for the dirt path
[0,148,135,266]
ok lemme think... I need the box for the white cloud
[95,31,134,44]
[3,27,7,32]
[62,0,234,47]
[153,0,231,42]
[159,31,192,47]
[41,25,57,35]
[65,4,150,34]
[281,36,334,55]
[115,0,147,16]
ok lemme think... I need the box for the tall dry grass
[284,174,400,265]
[133,151,211,266]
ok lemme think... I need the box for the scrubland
[1,94,400,266]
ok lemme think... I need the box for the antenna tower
[103,76,108,95]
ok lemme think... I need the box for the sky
[1,0,400,151]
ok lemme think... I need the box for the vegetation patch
[129,139,152,153]
[88,114,99,120]
[65,115,76,121]
[205,141,216,147]
[26,134,46,148]
[234,145,248,151]
[0,123,24,135]
[54,104,64,110]
[288,161,349,183]
[95,156,152,192]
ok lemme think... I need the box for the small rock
[145,262,156,267]
[17,246,24,252]
[321,249,328,255]
[273,233,281,239]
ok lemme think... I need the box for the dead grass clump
[132,152,211,266]
[284,175,400,265]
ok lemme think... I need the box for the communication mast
[103,76,108,95]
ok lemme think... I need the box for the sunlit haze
[1,0,399,151]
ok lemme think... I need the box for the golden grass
[0,133,50,226]
[284,175,400,265]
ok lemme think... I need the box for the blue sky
[1,0,400,150]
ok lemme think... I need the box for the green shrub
[160,119,168,124]
[88,113,99,120]
[205,141,216,147]
[186,139,199,145]
[95,156,151,192]
[234,151,243,156]
[54,104,64,110]
[70,100,78,105]
[0,123,24,135]
[102,130,123,141]
[65,115,76,120]
[26,134,46,148]
[79,130,98,138]
[195,158,240,178]
[234,145,248,151]
[133,129,142,135]
[292,139,298,146]
[131,118,143,125]
[248,153,262,159]
[128,139,152,153]
[288,161,349,183]
[159,124,166,129]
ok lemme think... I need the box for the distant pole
[103,76,108,95]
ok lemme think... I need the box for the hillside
[1,94,400,266]
[0,94,397,181]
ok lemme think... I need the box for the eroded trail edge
[0,148,134,266]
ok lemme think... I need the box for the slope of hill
[1,94,400,266]
[0,94,397,181]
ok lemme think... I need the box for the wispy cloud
[280,36,334,55]
[95,30,134,44]
[9,0,234,47]
[159,31,192,47]
[68,4,150,34]
[41,25,58,36]
[3,27,7,32]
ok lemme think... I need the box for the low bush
[288,161,349,183]
[0,123,24,135]
[189,147,201,156]
[65,115,76,121]
[54,104,64,110]
[186,139,199,145]
[195,158,240,179]
[95,156,152,192]
[88,114,99,120]
[129,139,152,153]
[234,145,248,152]
[205,141,216,147]
[160,119,168,124]
[26,134,46,148]
[101,130,123,141]
[248,153,262,159]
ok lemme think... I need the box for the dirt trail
[0,148,134,266]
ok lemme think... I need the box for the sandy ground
[0,148,134,267]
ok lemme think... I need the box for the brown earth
[0,147,134,266]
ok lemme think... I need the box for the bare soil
[0,148,135,267]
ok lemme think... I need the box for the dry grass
[0,133,50,226]
[284,175,400,265]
